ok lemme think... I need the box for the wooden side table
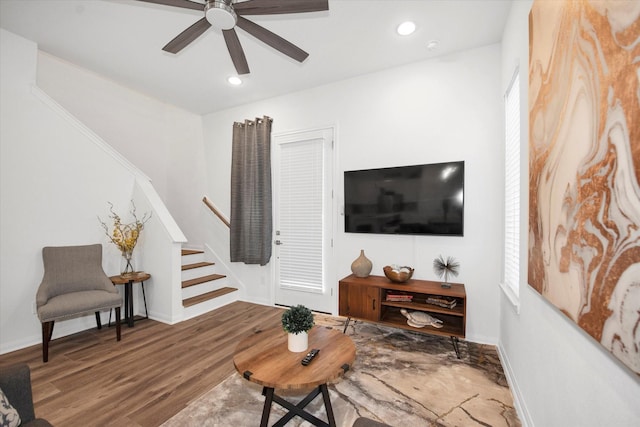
[109,272,150,327]
[233,326,356,427]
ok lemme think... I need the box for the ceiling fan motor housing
[145,0,328,74]
[205,0,237,30]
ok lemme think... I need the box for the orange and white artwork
[528,0,640,375]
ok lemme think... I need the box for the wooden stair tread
[182,261,215,271]
[183,287,238,307]
[182,274,226,288]
[181,249,204,256]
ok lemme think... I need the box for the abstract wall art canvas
[528,0,640,375]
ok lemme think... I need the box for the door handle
[275,240,283,245]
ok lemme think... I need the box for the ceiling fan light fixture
[205,0,237,31]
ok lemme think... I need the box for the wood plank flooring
[0,301,285,427]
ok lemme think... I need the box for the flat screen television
[344,161,464,236]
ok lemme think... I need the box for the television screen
[344,161,464,236]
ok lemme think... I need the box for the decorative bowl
[383,266,414,283]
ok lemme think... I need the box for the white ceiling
[0,0,512,115]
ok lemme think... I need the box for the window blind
[278,138,324,293]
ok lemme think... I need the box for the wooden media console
[338,274,467,357]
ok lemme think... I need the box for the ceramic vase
[351,249,372,278]
[288,331,308,352]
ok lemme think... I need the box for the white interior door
[273,127,334,313]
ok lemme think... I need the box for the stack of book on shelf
[426,296,457,309]
[385,292,413,302]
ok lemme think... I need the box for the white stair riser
[181,252,206,265]
[182,290,239,321]
[182,278,229,300]
[180,247,239,321]
[181,265,217,281]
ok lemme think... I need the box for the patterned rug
[161,315,520,427]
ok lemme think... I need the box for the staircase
[181,248,239,319]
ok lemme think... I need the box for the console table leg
[260,387,274,427]
[450,336,461,359]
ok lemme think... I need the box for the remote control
[301,349,320,366]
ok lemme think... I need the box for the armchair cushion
[0,387,21,427]
[36,244,117,308]
[353,418,391,427]
[35,243,123,363]
[0,364,34,424]
[0,364,55,427]
[37,290,123,323]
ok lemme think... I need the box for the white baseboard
[497,342,534,427]
[0,312,112,355]
[465,333,498,346]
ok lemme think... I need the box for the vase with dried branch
[433,255,460,288]
[99,201,151,277]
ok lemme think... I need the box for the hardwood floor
[0,301,285,426]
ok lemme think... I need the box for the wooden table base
[234,326,355,427]
[109,272,151,327]
[260,383,336,427]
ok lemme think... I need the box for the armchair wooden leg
[48,320,55,342]
[42,321,54,363]
[115,307,122,341]
[95,312,102,330]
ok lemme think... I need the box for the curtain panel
[230,116,273,265]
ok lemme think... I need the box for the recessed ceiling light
[227,76,242,86]
[397,21,416,36]
[426,39,440,51]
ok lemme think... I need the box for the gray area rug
[162,315,520,427]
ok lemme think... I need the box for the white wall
[499,2,640,426]
[0,29,187,353]
[35,52,207,248]
[202,44,504,344]
[0,29,136,352]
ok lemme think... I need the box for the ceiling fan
[137,0,329,75]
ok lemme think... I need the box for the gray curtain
[230,116,273,265]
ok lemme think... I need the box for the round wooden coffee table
[233,326,356,427]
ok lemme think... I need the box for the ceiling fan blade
[236,16,308,63]
[235,0,328,15]
[163,18,212,53]
[136,0,203,11]
[223,29,250,75]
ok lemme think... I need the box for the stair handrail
[202,196,230,228]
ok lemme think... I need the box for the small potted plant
[282,304,315,352]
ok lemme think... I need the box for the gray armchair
[36,244,122,362]
[0,363,52,426]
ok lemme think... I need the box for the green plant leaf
[281,304,314,334]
